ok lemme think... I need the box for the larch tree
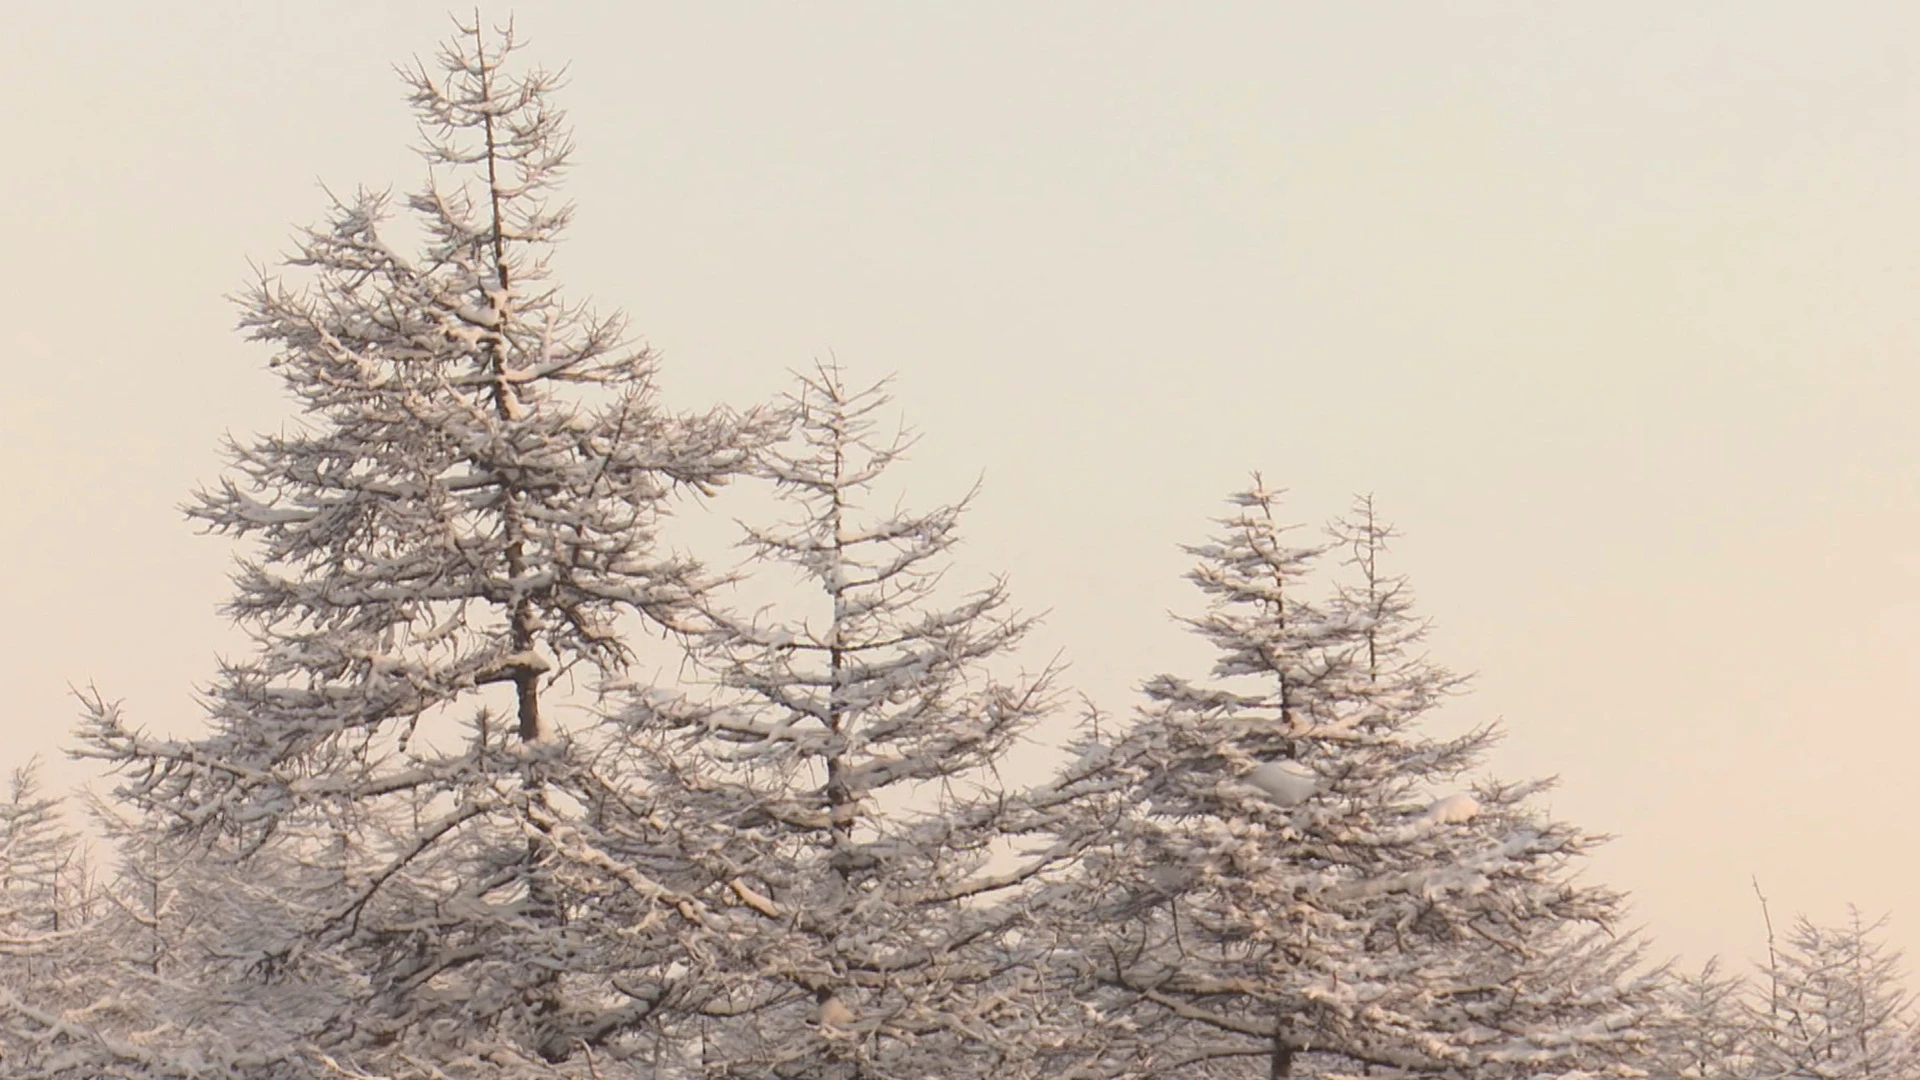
[91,804,180,982]
[1648,958,1755,1080]
[0,762,107,1073]
[11,13,1795,1080]
[1039,482,1660,1078]
[0,763,94,995]
[605,365,1070,1078]
[1745,908,1920,1080]
[73,17,771,1076]
[1314,495,1662,1079]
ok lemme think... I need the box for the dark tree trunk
[1271,1028,1293,1079]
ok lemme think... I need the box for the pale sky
[6,2,1920,972]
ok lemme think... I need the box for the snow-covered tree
[1745,908,1920,1080]
[1647,958,1754,1080]
[73,17,771,1075]
[605,364,1070,1078]
[1316,495,1662,1078]
[0,761,119,1076]
[0,763,93,989]
[22,13,1782,1077]
[1038,482,1660,1078]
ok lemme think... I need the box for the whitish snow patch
[1423,793,1480,824]
[1247,760,1317,807]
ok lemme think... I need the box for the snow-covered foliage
[1035,485,1662,1078]
[1647,958,1752,1080]
[42,16,1918,1080]
[598,365,1072,1078]
[0,763,93,989]
[1744,908,1920,1080]
[1640,909,1920,1080]
[69,16,773,1076]
[0,762,110,1074]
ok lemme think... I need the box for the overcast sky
[7,2,1920,971]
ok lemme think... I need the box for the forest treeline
[2,20,1912,1080]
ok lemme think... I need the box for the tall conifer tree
[1040,482,1659,1078]
[77,19,768,1074]
[612,365,1068,1078]
[1746,909,1920,1080]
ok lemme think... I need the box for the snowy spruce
[8,18,1920,1080]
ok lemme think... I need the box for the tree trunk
[1270,1026,1293,1079]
